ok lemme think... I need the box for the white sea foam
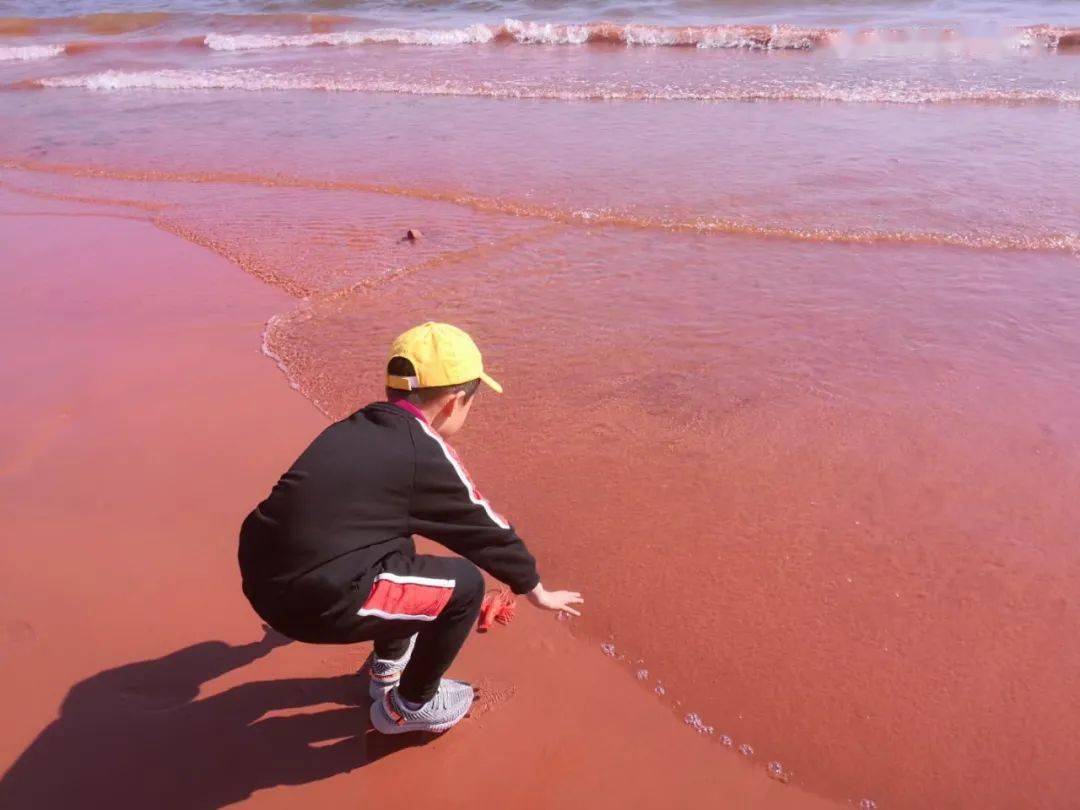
[204,24,495,51]
[1017,25,1080,49]
[620,24,688,46]
[696,25,821,50]
[684,712,715,735]
[0,44,65,62]
[260,313,304,393]
[767,760,792,783]
[39,69,262,91]
[201,20,832,52]
[35,69,1080,107]
[502,19,592,45]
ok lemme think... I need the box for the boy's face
[431,390,475,438]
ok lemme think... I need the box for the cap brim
[479,371,503,394]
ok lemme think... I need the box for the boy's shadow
[0,627,433,809]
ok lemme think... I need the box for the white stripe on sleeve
[416,420,511,530]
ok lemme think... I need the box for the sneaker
[367,634,417,700]
[370,679,475,735]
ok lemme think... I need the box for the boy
[239,322,583,734]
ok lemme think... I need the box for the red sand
[0,203,837,809]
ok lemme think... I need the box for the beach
[0,201,839,808]
[2,1,1079,807]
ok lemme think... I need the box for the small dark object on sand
[402,229,423,242]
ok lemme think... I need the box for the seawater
[1,1,1079,807]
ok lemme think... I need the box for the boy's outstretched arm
[408,423,583,615]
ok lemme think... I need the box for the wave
[204,24,496,51]
[29,69,1080,107]
[1018,25,1080,49]
[200,21,1079,52]
[3,159,1076,259]
[0,44,64,61]
[0,11,351,37]
[202,21,844,51]
[2,10,1076,51]
[0,12,170,37]
[3,20,1075,61]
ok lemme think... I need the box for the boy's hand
[527,583,584,617]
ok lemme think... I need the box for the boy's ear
[438,390,462,416]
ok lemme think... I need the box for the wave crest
[4,20,1076,59]
[31,69,1080,107]
[0,44,64,61]
[198,21,1080,53]
[204,19,835,52]
[1019,25,1080,49]
[204,24,495,51]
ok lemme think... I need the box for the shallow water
[2,1,1079,806]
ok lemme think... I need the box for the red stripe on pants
[361,579,453,619]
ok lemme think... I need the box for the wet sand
[0,202,837,809]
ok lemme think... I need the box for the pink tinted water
[2,7,1079,807]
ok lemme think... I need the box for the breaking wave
[1016,25,1080,48]
[204,24,495,51]
[0,44,64,61]
[204,26,488,51]
[2,19,1075,63]
[0,8,1075,52]
[204,20,834,51]
[31,69,1080,107]
[199,21,1080,52]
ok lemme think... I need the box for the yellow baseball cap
[387,322,503,394]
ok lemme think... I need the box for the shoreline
[0,200,837,808]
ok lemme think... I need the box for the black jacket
[239,402,539,623]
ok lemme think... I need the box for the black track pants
[353,552,484,703]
